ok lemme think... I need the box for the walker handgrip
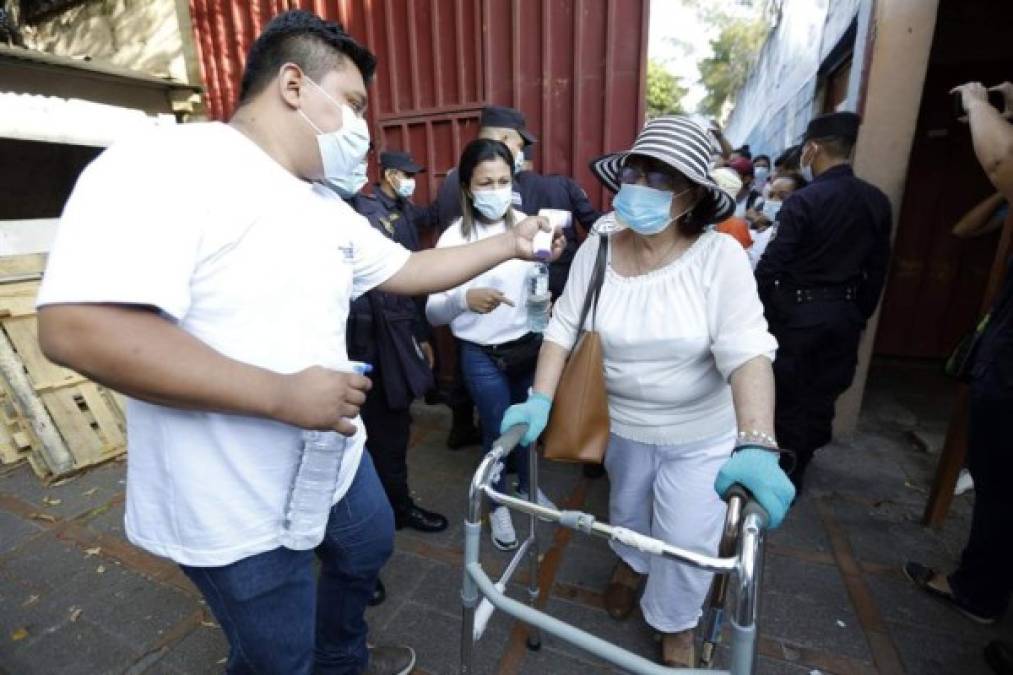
[729,483,769,530]
[493,424,528,456]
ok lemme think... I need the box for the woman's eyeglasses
[620,165,678,192]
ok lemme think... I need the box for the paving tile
[0,615,139,675]
[0,461,125,521]
[371,601,507,675]
[759,554,872,662]
[151,623,228,674]
[0,510,44,556]
[889,620,995,675]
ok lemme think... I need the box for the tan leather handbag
[542,236,610,463]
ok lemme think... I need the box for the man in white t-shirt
[36,11,561,675]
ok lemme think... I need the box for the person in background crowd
[755,111,891,493]
[729,144,752,162]
[772,144,803,182]
[427,139,559,552]
[711,166,753,249]
[906,81,1013,675]
[728,156,761,217]
[347,150,448,539]
[35,11,564,674]
[432,105,601,453]
[753,153,772,193]
[501,116,794,667]
[746,172,807,270]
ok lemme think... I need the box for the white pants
[603,429,734,633]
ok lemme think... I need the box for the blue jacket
[346,187,434,409]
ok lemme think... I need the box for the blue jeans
[180,452,394,674]
[459,340,533,493]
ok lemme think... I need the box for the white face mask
[472,185,513,221]
[396,176,416,199]
[762,199,782,222]
[513,149,525,173]
[800,143,817,183]
[298,76,370,182]
[324,159,368,199]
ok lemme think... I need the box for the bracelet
[732,443,797,474]
[737,429,778,448]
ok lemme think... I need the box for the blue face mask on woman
[613,183,693,235]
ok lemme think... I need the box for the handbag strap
[574,235,609,344]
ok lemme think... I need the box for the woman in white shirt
[501,116,795,667]
[427,138,556,552]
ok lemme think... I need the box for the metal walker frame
[460,425,768,674]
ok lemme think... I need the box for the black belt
[779,285,857,304]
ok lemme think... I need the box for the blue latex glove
[500,393,553,446]
[714,448,796,529]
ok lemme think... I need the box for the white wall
[723,0,863,156]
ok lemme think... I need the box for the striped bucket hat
[589,115,735,222]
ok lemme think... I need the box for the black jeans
[770,308,862,477]
[360,371,413,516]
[948,370,1013,618]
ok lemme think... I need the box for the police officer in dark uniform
[433,105,602,450]
[345,151,449,537]
[755,112,892,491]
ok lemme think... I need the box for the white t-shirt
[426,210,534,346]
[543,223,777,445]
[36,122,411,566]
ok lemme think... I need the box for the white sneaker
[516,487,558,511]
[489,506,518,551]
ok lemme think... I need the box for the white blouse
[426,209,536,346]
[543,220,777,445]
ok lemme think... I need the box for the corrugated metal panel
[187,0,648,208]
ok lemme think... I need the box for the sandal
[903,561,999,625]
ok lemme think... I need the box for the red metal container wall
[187,0,648,209]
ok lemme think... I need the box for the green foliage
[646,59,688,118]
[697,11,769,117]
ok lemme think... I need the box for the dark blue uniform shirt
[755,164,892,321]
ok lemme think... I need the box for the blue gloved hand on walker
[500,392,553,446]
[714,446,795,529]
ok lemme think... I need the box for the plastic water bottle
[526,263,551,332]
[279,361,372,550]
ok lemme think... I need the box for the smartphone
[953,89,1006,117]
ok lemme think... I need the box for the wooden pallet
[0,255,126,480]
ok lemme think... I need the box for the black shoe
[986,641,1013,675]
[365,644,416,675]
[903,561,1000,625]
[396,504,449,532]
[583,463,606,479]
[368,578,386,607]
[447,425,482,450]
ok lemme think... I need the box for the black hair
[774,144,802,170]
[238,10,377,104]
[754,154,771,166]
[457,138,516,238]
[682,189,723,236]
[732,144,752,159]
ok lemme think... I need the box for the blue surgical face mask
[472,185,513,221]
[754,166,769,185]
[514,149,525,173]
[324,160,368,199]
[761,199,782,222]
[800,143,816,183]
[613,184,693,235]
[396,176,415,199]
[298,76,371,182]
